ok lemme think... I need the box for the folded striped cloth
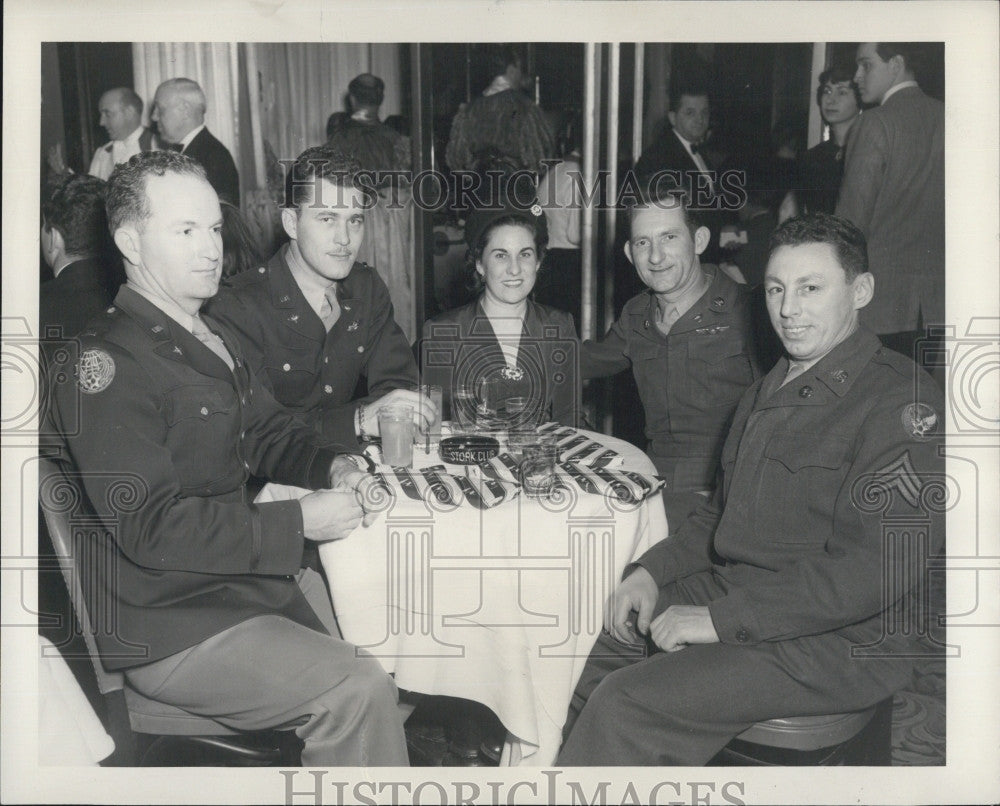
[477,452,665,505]
[536,423,625,468]
[369,465,520,510]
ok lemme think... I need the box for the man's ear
[693,225,711,256]
[623,240,634,265]
[667,110,677,131]
[852,272,875,310]
[281,207,298,242]
[113,226,141,267]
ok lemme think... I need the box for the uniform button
[239,430,246,440]
[324,385,333,394]
[357,345,364,353]
[258,266,266,273]
[200,406,209,416]
[735,627,750,643]
[324,356,329,364]
[244,461,251,471]
[241,396,247,405]
[283,363,291,371]
[799,385,813,398]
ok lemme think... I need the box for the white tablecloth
[259,428,668,766]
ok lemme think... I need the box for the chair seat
[125,687,243,735]
[735,707,877,751]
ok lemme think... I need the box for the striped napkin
[369,465,520,510]
[536,423,625,468]
[477,452,665,506]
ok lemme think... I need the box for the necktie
[191,316,234,370]
[166,142,184,153]
[319,285,341,331]
[656,304,680,335]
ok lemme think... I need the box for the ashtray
[440,435,500,465]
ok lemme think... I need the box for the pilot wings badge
[902,402,938,440]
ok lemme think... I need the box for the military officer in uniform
[557,213,945,766]
[581,186,764,526]
[207,145,434,447]
[50,151,409,766]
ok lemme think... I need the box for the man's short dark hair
[668,77,710,113]
[348,73,385,108]
[283,145,364,210]
[817,64,862,107]
[769,213,869,281]
[112,87,144,116]
[106,151,208,233]
[873,43,929,82]
[42,174,110,256]
[627,178,705,238]
[487,44,523,80]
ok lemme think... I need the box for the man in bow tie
[50,150,409,766]
[207,145,433,449]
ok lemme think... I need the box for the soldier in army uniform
[207,145,434,448]
[557,212,945,766]
[581,186,766,526]
[50,151,409,766]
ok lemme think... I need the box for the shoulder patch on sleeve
[77,349,116,394]
[901,402,939,440]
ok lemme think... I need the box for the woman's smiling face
[476,223,540,306]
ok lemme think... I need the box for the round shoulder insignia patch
[78,349,116,394]
[901,402,938,440]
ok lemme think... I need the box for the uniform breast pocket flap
[687,334,745,364]
[165,389,230,425]
[763,433,851,472]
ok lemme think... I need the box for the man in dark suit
[635,80,714,194]
[836,43,944,360]
[207,145,432,448]
[151,77,240,205]
[50,150,408,766]
[39,173,116,340]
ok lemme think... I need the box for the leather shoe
[479,738,503,764]
[405,723,447,766]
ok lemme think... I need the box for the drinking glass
[377,405,415,467]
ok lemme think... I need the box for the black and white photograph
[2,2,998,804]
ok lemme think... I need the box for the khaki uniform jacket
[635,329,945,652]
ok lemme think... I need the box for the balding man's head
[98,87,144,142]
[151,78,207,144]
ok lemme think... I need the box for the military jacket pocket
[163,385,240,490]
[264,346,318,407]
[757,433,852,546]
[686,334,755,408]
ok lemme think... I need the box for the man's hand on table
[648,605,720,653]
[608,566,659,645]
[300,490,367,542]
[327,455,379,529]
[358,389,438,438]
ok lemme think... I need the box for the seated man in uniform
[581,185,765,526]
[558,213,945,765]
[50,151,408,766]
[207,145,432,446]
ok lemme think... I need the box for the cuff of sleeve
[306,446,343,490]
[708,590,762,645]
[251,500,305,574]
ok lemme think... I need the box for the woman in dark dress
[421,189,581,429]
[792,63,863,216]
